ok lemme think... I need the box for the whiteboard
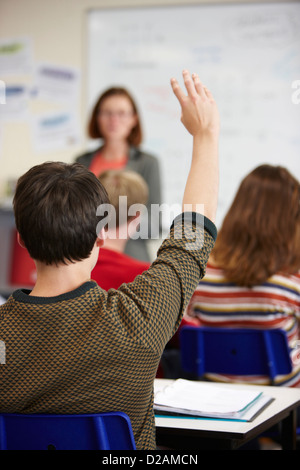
[87,2,300,228]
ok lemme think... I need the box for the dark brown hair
[13,162,109,265]
[213,164,300,286]
[88,87,142,146]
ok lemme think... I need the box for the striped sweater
[185,263,300,387]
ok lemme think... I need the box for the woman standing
[76,87,161,261]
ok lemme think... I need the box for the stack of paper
[154,379,273,421]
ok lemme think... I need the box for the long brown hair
[88,87,143,146]
[213,164,300,286]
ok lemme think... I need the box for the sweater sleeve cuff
[170,212,217,241]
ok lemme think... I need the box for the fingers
[192,73,206,100]
[171,70,212,102]
[171,70,197,102]
[203,86,214,101]
[171,70,214,104]
[170,77,186,103]
[183,70,197,97]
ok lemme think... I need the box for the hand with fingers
[170,70,219,222]
[171,70,220,138]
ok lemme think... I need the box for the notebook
[154,379,273,421]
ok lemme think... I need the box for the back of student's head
[98,170,149,227]
[213,164,300,286]
[13,161,109,265]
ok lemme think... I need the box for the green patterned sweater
[0,213,216,449]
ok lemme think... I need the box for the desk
[154,379,300,450]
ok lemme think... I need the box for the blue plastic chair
[180,326,293,383]
[180,326,300,446]
[0,412,136,450]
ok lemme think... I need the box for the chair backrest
[0,411,136,450]
[180,326,293,382]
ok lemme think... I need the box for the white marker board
[87,2,300,228]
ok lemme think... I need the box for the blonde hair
[98,170,149,227]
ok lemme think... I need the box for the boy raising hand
[0,71,219,450]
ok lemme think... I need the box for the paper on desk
[154,379,271,420]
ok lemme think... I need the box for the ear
[96,227,106,247]
[17,232,26,248]
[96,238,105,248]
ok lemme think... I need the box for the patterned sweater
[185,263,300,387]
[0,213,216,450]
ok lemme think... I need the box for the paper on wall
[0,37,33,75]
[31,111,81,153]
[34,63,80,106]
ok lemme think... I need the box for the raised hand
[171,70,220,138]
[170,70,219,221]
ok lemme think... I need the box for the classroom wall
[0,0,287,189]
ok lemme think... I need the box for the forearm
[182,133,219,223]
[170,71,219,223]
[117,215,217,352]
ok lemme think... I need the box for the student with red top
[91,169,150,290]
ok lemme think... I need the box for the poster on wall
[35,63,80,106]
[0,37,34,75]
[31,63,81,152]
[0,40,82,155]
[0,85,30,121]
[31,111,81,153]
